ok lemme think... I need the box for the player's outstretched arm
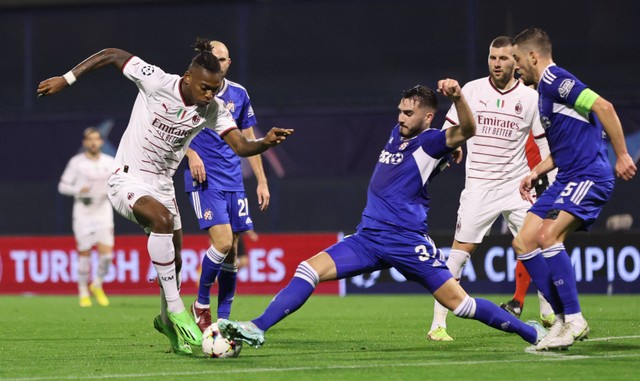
[590,97,637,180]
[37,48,133,97]
[223,127,293,157]
[438,78,475,148]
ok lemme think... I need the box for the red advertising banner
[0,234,342,296]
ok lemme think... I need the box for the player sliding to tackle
[218,81,547,350]
[38,38,293,355]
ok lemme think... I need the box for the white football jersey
[443,77,545,189]
[115,56,237,187]
[58,152,115,220]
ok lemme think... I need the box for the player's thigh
[550,178,614,231]
[228,191,254,233]
[325,232,387,280]
[72,218,95,252]
[432,278,468,311]
[502,190,534,236]
[108,174,180,232]
[379,230,452,294]
[513,212,544,255]
[454,188,503,244]
[207,223,234,253]
[188,188,231,230]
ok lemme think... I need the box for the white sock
[430,250,470,331]
[93,253,113,288]
[77,255,91,297]
[564,312,584,324]
[537,291,554,317]
[148,232,184,314]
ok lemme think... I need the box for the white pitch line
[3,336,640,381]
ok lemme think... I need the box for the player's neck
[491,77,516,91]
[85,152,100,160]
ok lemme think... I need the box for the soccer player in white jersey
[38,38,293,355]
[512,28,635,350]
[428,36,556,341]
[185,40,270,332]
[58,127,115,308]
[216,81,547,351]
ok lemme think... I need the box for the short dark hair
[191,37,221,73]
[513,28,552,57]
[490,36,514,49]
[402,85,438,110]
[82,127,100,139]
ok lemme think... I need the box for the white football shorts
[107,171,182,234]
[72,211,114,251]
[454,186,532,243]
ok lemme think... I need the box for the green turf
[1,294,639,381]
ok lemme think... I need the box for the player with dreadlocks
[37,38,293,355]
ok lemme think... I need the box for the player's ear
[425,112,434,124]
[183,71,192,86]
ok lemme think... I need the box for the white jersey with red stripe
[114,56,237,187]
[443,77,545,190]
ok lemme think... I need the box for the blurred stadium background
[1,0,639,295]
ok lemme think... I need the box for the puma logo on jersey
[379,150,404,165]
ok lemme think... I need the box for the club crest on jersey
[192,115,201,125]
[127,192,134,200]
[399,141,410,151]
[141,65,155,76]
[515,101,523,115]
[558,79,575,99]
[204,209,213,220]
[225,101,235,113]
[379,149,403,165]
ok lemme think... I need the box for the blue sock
[252,262,319,332]
[454,296,537,344]
[217,264,237,320]
[197,246,226,305]
[519,249,564,314]
[544,244,580,315]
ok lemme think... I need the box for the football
[201,323,242,358]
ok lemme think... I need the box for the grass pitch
[1,294,639,381]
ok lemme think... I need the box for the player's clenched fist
[437,78,462,99]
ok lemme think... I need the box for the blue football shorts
[188,188,253,232]
[529,177,614,231]
[325,228,452,293]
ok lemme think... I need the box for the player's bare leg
[77,250,92,307]
[134,196,201,347]
[429,241,473,341]
[219,252,336,348]
[90,242,113,307]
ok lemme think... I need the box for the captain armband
[574,88,599,115]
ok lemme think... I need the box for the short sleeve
[121,56,168,95]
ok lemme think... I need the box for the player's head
[488,36,516,88]
[397,85,437,138]
[183,37,224,107]
[82,127,103,156]
[512,28,553,86]
[210,40,231,77]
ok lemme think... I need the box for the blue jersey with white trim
[185,79,258,191]
[538,64,613,183]
[359,126,453,233]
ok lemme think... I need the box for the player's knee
[215,241,233,255]
[150,211,174,233]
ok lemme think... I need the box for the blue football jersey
[185,79,258,192]
[538,65,613,183]
[359,126,453,233]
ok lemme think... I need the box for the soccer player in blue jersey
[186,41,270,332]
[217,79,548,350]
[511,28,637,350]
